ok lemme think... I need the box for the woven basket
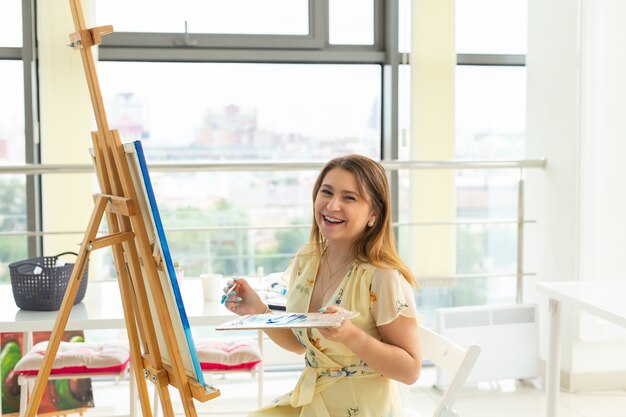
[8,252,89,311]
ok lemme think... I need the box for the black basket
[8,251,89,311]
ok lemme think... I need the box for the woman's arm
[263,326,306,354]
[223,278,305,354]
[318,308,421,384]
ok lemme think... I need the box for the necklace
[319,251,354,303]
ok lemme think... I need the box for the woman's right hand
[223,278,267,316]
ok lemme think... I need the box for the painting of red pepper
[1,331,94,415]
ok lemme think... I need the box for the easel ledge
[22,1,220,416]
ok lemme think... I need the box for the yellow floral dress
[250,245,418,417]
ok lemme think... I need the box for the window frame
[0,0,41,257]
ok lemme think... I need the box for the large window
[97,61,381,276]
[0,32,28,281]
[3,1,531,313]
[98,63,381,159]
[396,1,528,324]
[92,0,386,280]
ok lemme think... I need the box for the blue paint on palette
[133,140,206,387]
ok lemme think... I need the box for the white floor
[84,366,626,417]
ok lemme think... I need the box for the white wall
[527,0,626,390]
[39,0,95,229]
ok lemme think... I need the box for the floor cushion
[14,341,130,375]
[195,338,261,371]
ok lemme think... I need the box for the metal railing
[0,158,546,302]
[0,159,545,175]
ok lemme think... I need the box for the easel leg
[23,196,108,417]
[154,378,175,417]
[113,244,153,417]
[153,385,160,417]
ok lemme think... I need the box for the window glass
[98,62,381,160]
[397,222,518,325]
[94,170,313,279]
[96,62,380,276]
[329,0,374,45]
[456,169,519,220]
[95,0,308,35]
[456,0,527,54]
[397,62,524,314]
[456,65,526,159]
[140,170,313,277]
[0,61,25,164]
[0,0,22,47]
[398,66,526,163]
[400,0,527,54]
[0,178,27,283]
[416,275,516,327]
[455,222,517,275]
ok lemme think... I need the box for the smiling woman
[222,154,421,417]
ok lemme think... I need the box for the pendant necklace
[319,250,354,303]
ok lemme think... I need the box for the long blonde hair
[309,155,416,286]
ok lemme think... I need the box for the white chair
[404,326,481,417]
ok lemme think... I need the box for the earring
[368,219,375,227]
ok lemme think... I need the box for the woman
[224,154,421,417]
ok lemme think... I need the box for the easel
[23,1,220,416]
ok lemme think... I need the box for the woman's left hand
[317,305,360,345]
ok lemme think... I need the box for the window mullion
[22,0,41,257]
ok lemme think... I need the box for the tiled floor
[84,366,626,417]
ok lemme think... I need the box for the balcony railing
[0,158,546,303]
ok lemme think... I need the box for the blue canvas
[132,140,206,388]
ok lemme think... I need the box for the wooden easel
[23,1,220,416]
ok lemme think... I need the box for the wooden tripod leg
[113,246,153,417]
[155,379,175,417]
[23,195,109,417]
[122,247,177,417]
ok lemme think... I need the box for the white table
[536,280,626,417]
[0,279,236,332]
[0,279,239,417]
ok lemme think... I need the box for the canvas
[123,140,207,388]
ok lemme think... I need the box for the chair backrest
[418,325,481,417]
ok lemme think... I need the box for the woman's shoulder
[353,262,399,283]
[289,243,320,269]
[369,266,413,289]
[371,266,403,281]
[294,243,317,260]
